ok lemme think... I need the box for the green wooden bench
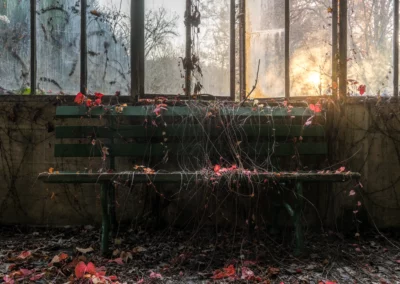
[38,102,360,256]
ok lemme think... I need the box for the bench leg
[293,182,304,256]
[101,183,110,256]
[108,182,117,236]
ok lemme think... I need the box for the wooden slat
[55,125,326,139]
[54,142,327,157]
[38,171,361,184]
[56,106,320,118]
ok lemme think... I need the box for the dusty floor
[0,226,400,283]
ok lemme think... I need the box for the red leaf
[3,275,14,284]
[109,258,124,265]
[59,252,69,261]
[75,261,87,278]
[29,273,45,281]
[214,165,221,173]
[241,266,255,280]
[86,99,93,107]
[19,269,33,276]
[211,264,236,279]
[86,262,96,275]
[74,92,85,105]
[150,271,163,279]
[336,166,346,173]
[358,85,366,95]
[109,275,118,281]
[94,92,104,100]
[17,251,32,259]
[357,201,362,206]
[309,103,322,113]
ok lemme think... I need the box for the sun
[308,72,321,86]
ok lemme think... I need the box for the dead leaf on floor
[267,266,280,277]
[76,247,94,254]
[16,251,32,260]
[132,246,147,253]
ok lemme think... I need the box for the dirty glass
[290,0,333,97]
[36,0,80,95]
[0,0,30,94]
[246,0,285,98]
[86,0,130,96]
[144,0,184,95]
[348,0,393,97]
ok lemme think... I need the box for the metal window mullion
[80,0,87,95]
[131,0,145,102]
[285,0,290,99]
[394,0,399,97]
[239,0,246,100]
[30,0,36,95]
[338,0,347,99]
[230,0,236,101]
[332,0,338,98]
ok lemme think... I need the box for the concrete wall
[0,96,398,230]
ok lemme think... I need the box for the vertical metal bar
[239,0,246,100]
[394,0,399,97]
[293,182,304,256]
[80,0,87,95]
[339,0,347,98]
[30,0,36,95]
[131,0,145,102]
[285,0,290,99]
[100,183,110,256]
[332,0,338,97]
[185,0,192,99]
[230,0,236,101]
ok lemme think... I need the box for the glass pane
[198,0,230,96]
[145,0,183,94]
[290,0,332,96]
[87,0,130,95]
[246,0,285,98]
[348,0,393,96]
[0,0,30,94]
[36,0,80,95]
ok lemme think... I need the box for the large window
[0,0,399,99]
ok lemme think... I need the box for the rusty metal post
[80,0,87,95]
[285,0,290,99]
[338,0,347,98]
[394,0,399,97]
[185,0,192,99]
[131,0,145,102]
[332,0,338,97]
[230,0,236,100]
[30,0,36,95]
[239,0,246,100]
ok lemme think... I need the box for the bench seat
[38,171,361,184]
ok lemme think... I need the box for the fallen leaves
[149,271,163,280]
[211,264,236,280]
[16,251,32,260]
[76,247,94,254]
[50,252,69,264]
[74,261,118,283]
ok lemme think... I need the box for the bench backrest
[54,104,327,171]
